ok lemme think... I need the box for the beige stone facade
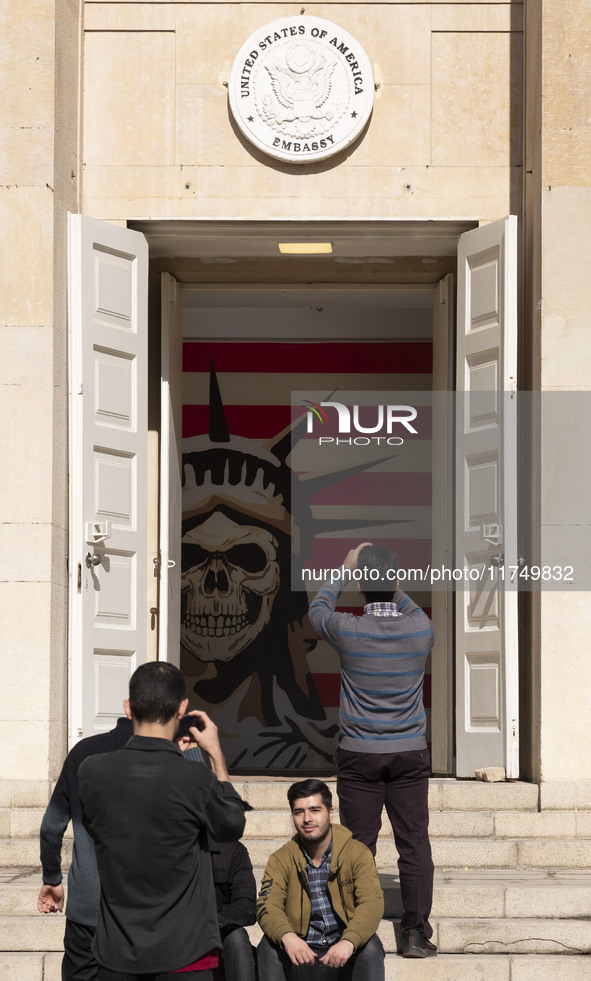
[1,0,590,805]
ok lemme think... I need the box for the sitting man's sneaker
[402,930,438,958]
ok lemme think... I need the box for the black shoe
[402,931,438,958]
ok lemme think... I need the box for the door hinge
[153,554,175,577]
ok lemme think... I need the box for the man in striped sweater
[308,543,437,959]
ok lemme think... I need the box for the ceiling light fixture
[278,242,333,254]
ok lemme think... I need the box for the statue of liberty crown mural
[181,362,395,771]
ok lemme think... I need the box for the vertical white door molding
[431,274,454,774]
[159,272,183,665]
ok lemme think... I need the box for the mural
[181,341,433,771]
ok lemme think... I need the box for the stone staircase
[1,778,590,980]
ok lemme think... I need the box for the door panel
[455,216,519,777]
[68,214,149,741]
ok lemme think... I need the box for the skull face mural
[181,511,280,663]
[180,363,385,771]
[180,364,338,771]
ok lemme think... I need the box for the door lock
[85,520,111,545]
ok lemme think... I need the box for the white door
[68,214,149,742]
[159,272,183,665]
[430,274,454,774]
[455,216,519,778]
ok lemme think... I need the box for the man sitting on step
[256,779,385,980]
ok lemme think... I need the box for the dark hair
[128,662,186,724]
[357,544,398,602]
[287,779,333,811]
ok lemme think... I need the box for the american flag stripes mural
[181,340,432,772]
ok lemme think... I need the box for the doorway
[69,216,522,781]
[164,281,454,775]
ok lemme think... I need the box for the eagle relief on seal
[228,15,374,163]
[259,42,345,139]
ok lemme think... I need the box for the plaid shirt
[363,601,401,618]
[303,842,342,946]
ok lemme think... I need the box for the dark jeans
[213,927,255,981]
[62,920,98,981]
[336,747,434,938]
[257,935,385,981]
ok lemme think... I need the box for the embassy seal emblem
[228,16,374,163]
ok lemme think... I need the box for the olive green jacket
[256,823,384,951]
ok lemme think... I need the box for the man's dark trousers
[257,935,385,980]
[336,748,433,938]
[62,921,97,981]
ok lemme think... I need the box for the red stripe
[183,342,433,374]
[183,404,432,442]
[310,473,432,507]
[312,673,341,707]
[183,404,295,439]
[423,672,431,709]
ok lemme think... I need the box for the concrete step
[4,869,591,920]
[2,911,590,957]
[1,952,591,981]
[1,778,542,819]
[242,807,591,840]
[5,805,590,840]
[235,778,541,813]
[0,838,72,868]
[2,809,72,840]
[243,835,591,871]
[2,830,591,871]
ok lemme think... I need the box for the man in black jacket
[209,835,256,981]
[78,661,248,981]
[38,718,255,981]
[38,717,133,980]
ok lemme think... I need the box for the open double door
[68,214,518,778]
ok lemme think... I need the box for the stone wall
[3,0,590,791]
[535,0,591,783]
[0,0,80,792]
[81,1,523,221]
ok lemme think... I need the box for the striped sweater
[308,580,434,753]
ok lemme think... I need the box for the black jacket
[79,735,248,974]
[208,834,256,940]
[39,717,133,925]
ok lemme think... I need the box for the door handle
[85,552,103,568]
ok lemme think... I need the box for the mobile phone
[178,714,204,738]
